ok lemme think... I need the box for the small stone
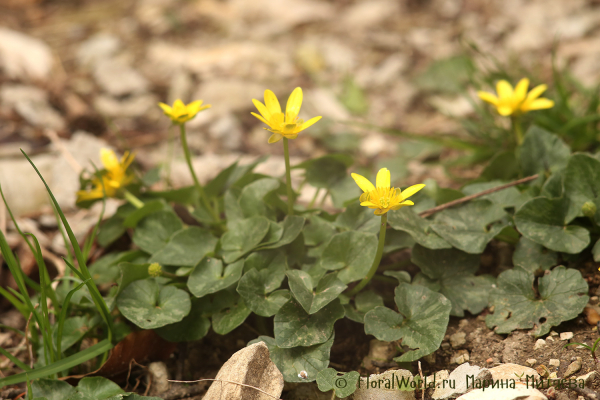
[147,361,169,395]
[93,59,149,96]
[432,363,485,399]
[94,94,156,118]
[533,339,546,350]
[591,296,599,304]
[526,359,537,367]
[489,364,539,382]
[0,27,53,81]
[450,332,467,349]
[564,358,582,377]
[548,359,560,368]
[548,372,557,379]
[536,365,549,378]
[578,396,586,400]
[559,332,574,341]
[203,342,283,400]
[546,336,555,342]
[441,342,451,350]
[0,84,65,130]
[547,386,556,398]
[576,345,586,349]
[76,33,121,67]
[549,331,558,336]
[576,371,596,387]
[453,350,469,365]
[354,369,415,400]
[486,358,493,364]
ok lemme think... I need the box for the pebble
[576,371,596,387]
[450,332,467,349]
[93,59,149,96]
[147,361,169,395]
[203,342,283,400]
[559,332,573,341]
[453,350,469,365]
[0,27,53,81]
[76,33,121,67]
[533,339,546,350]
[94,93,156,118]
[548,359,560,368]
[489,364,539,382]
[536,365,549,378]
[548,372,557,379]
[0,84,66,130]
[432,363,485,400]
[564,358,582,377]
[525,359,536,367]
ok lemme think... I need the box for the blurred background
[0,0,598,222]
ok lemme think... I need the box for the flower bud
[582,201,597,219]
[148,263,162,278]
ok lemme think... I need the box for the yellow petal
[284,133,298,140]
[376,168,390,188]
[100,148,119,170]
[351,173,375,193]
[525,84,548,102]
[199,104,211,112]
[286,87,303,120]
[399,200,414,206]
[374,208,388,215]
[477,91,499,105]
[360,201,377,207]
[497,105,514,116]
[400,184,425,200]
[300,116,321,131]
[264,90,281,116]
[514,78,530,101]
[524,98,554,111]
[251,112,270,126]
[252,99,271,121]
[359,192,370,202]
[496,80,513,99]
[268,133,283,143]
[173,99,185,109]
[158,102,172,114]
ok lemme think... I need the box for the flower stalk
[283,138,294,215]
[348,213,387,296]
[124,190,144,209]
[511,115,524,145]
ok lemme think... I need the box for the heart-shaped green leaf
[343,291,384,323]
[335,203,379,234]
[212,298,252,335]
[258,216,306,250]
[462,181,525,209]
[564,154,600,222]
[430,200,508,254]
[221,216,270,263]
[155,297,211,342]
[512,236,557,272]
[304,215,338,246]
[519,125,570,176]
[486,266,589,336]
[274,298,344,348]
[287,271,347,314]
[249,334,334,383]
[319,231,378,284]
[388,208,451,250]
[515,196,590,253]
[239,177,280,218]
[132,211,183,255]
[316,368,360,398]
[188,258,244,298]
[149,227,217,267]
[410,244,493,316]
[364,283,451,361]
[296,154,353,189]
[123,200,166,228]
[117,279,191,329]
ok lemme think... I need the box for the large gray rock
[0,28,53,81]
[203,342,284,400]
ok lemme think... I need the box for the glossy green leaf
[132,211,183,255]
[250,334,334,383]
[221,216,270,263]
[297,155,353,189]
[388,208,451,250]
[239,177,280,218]
[462,181,524,209]
[319,231,378,284]
[383,271,411,284]
[383,230,415,254]
[316,368,360,398]
[258,216,306,250]
[287,271,347,314]
[149,227,217,267]
[31,377,162,400]
[564,154,600,222]
[343,291,384,323]
[515,196,590,253]
[335,203,379,234]
[364,283,451,362]
[274,298,344,348]
[188,258,244,298]
[117,279,191,329]
[512,237,557,272]
[31,379,77,400]
[97,214,125,247]
[122,200,166,228]
[430,200,508,254]
[481,150,519,181]
[486,266,589,336]
[411,244,493,316]
[519,125,570,176]
[212,298,252,335]
[304,215,338,247]
[155,297,211,342]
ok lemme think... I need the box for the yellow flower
[251,87,322,143]
[158,99,211,124]
[351,168,425,216]
[477,78,554,116]
[76,148,135,202]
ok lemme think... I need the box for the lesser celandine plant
[252,88,322,215]
[477,78,554,145]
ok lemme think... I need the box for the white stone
[456,384,547,400]
[576,371,596,386]
[203,342,283,400]
[303,88,350,121]
[489,364,539,382]
[450,332,467,349]
[342,0,400,30]
[433,363,485,399]
[147,361,169,395]
[354,369,415,400]
[93,59,149,96]
[207,113,243,151]
[0,28,53,81]
[428,96,474,117]
[548,359,560,368]
[560,332,574,341]
[76,33,121,67]
[525,359,536,367]
[0,85,65,130]
[533,339,546,350]
[94,94,157,118]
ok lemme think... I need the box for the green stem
[282,138,294,215]
[308,188,321,209]
[511,116,524,146]
[347,213,387,296]
[123,190,144,209]
[179,124,219,221]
